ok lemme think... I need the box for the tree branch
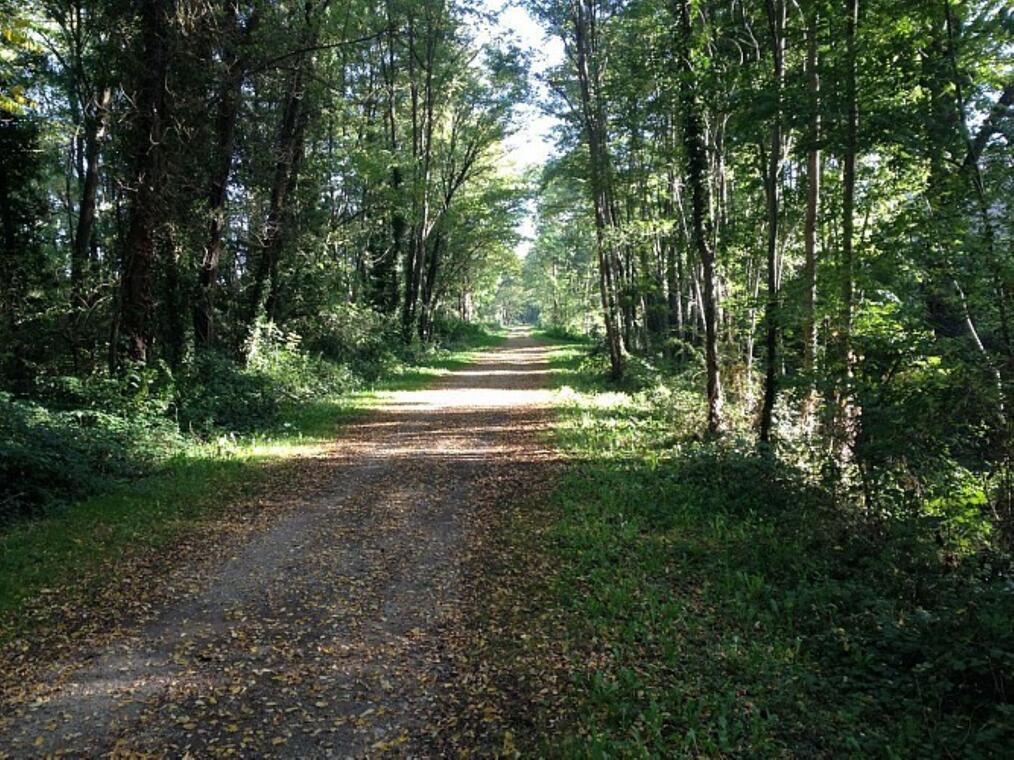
[962,81,1013,170]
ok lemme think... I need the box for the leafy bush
[431,316,500,349]
[539,324,581,341]
[33,363,175,417]
[0,392,184,522]
[2,321,366,521]
[290,304,399,381]
[174,351,280,435]
[175,321,360,436]
[244,320,357,402]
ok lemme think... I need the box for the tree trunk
[195,2,256,348]
[801,9,821,427]
[675,0,722,434]
[572,0,626,379]
[119,1,171,366]
[664,171,684,344]
[834,0,860,464]
[418,229,444,340]
[163,228,185,368]
[401,9,437,340]
[71,87,111,309]
[374,7,402,313]
[759,0,785,444]
[246,51,310,330]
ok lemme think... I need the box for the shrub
[33,363,175,417]
[0,392,184,523]
[290,304,399,380]
[174,351,280,435]
[175,322,360,436]
[244,320,357,401]
[539,324,587,342]
[431,316,499,349]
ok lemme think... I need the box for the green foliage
[534,342,1014,755]
[243,320,357,405]
[290,304,399,381]
[0,392,183,522]
[0,7,41,113]
[431,316,504,349]
[0,312,507,529]
[174,352,281,436]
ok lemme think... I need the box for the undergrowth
[535,338,1014,756]
[0,318,503,619]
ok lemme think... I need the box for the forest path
[1,329,559,757]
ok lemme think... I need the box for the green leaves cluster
[525,0,1013,530]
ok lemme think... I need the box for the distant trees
[523,173,598,333]
[0,0,526,388]
[525,0,1012,521]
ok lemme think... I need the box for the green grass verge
[0,329,505,622]
[535,340,1013,756]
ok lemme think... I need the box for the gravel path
[0,330,559,758]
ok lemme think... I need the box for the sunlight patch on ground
[381,388,555,409]
[556,387,630,409]
[452,369,555,377]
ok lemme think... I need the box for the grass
[373,326,506,392]
[0,329,505,624]
[527,337,1014,756]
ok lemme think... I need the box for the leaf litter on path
[1,330,563,758]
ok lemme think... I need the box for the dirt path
[1,329,559,758]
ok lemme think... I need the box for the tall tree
[801,4,821,426]
[758,0,786,443]
[118,0,172,365]
[832,0,859,463]
[195,1,258,348]
[674,0,722,434]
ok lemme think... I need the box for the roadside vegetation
[511,3,1014,752]
[0,318,502,621]
[509,336,1013,755]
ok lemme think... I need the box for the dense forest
[1,0,1013,755]
[1,0,529,518]
[525,0,1012,520]
[512,2,1014,749]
